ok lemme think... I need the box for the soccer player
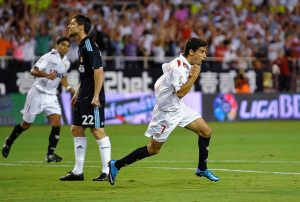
[108,38,220,185]
[2,37,74,163]
[60,14,111,181]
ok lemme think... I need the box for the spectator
[35,25,51,56]
[0,32,13,69]
[214,39,230,71]
[0,0,298,87]
[152,38,166,68]
[22,33,36,71]
[234,71,251,93]
[109,30,123,69]
[223,46,238,70]
[274,50,291,92]
[131,17,145,42]
[0,33,13,57]
[268,34,284,63]
[253,59,264,92]
[123,35,138,69]
[174,4,189,25]
[11,34,25,70]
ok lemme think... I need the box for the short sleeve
[84,39,103,69]
[63,60,71,76]
[35,55,49,71]
[170,66,185,92]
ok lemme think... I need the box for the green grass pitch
[0,121,300,202]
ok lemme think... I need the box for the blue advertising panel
[105,92,202,124]
[0,92,202,126]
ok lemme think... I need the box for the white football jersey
[154,54,191,111]
[32,49,70,95]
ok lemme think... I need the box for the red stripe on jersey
[177,60,181,67]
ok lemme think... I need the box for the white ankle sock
[72,137,87,175]
[96,136,111,174]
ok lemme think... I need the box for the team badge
[179,75,184,85]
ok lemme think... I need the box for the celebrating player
[2,37,74,163]
[60,14,111,181]
[108,37,220,185]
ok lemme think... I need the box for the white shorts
[145,104,201,142]
[21,87,61,123]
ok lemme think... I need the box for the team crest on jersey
[179,75,184,85]
[183,63,188,69]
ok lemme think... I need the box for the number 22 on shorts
[82,115,94,125]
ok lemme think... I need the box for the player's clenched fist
[189,64,201,79]
[47,71,57,80]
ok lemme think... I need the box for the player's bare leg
[45,114,62,163]
[185,118,220,181]
[2,120,31,158]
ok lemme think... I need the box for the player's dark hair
[56,37,71,45]
[72,14,91,34]
[183,38,207,57]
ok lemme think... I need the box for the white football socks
[72,137,87,175]
[96,136,111,174]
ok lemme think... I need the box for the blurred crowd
[0,0,300,92]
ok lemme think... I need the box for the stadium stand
[0,0,299,92]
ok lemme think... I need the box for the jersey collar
[180,54,191,69]
[52,49,67,61]
[79,36,89,46]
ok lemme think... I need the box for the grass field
[0,121,300,202]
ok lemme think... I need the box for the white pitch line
[210,160,300,164]
[0,162,300,175]
[14,160,300,164]
[0,162,99,168]
[144,166,300,175]
[213,168,300,175]
[142,160,300,164]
